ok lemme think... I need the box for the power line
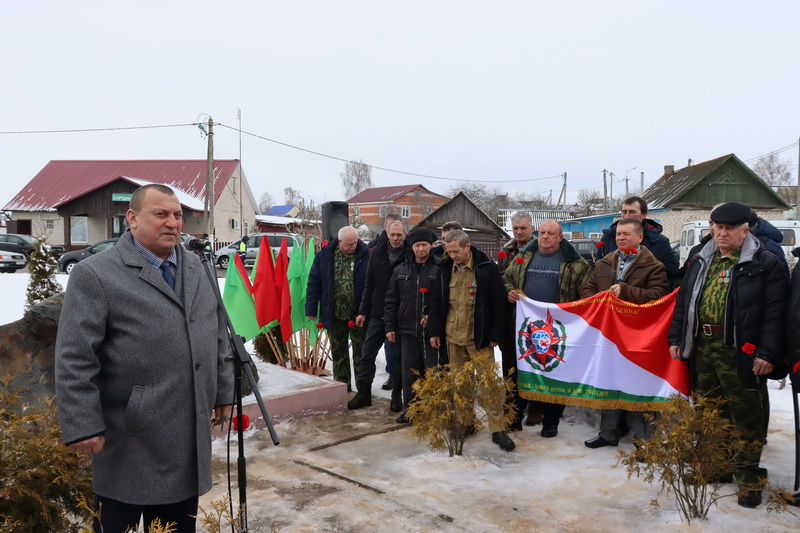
[216,123,564,184]
[0,123,195,134]
[742,141,799,164]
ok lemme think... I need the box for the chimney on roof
[664,165,676,178]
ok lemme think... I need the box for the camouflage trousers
[329,317,366,390]
[694,334,768,489]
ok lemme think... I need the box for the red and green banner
[515,290,689,411]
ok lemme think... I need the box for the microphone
[186,237,211,252]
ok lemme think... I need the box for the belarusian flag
[514,290,688,411]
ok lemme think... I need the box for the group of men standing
[305,196,797,509]
[53,183,797,532]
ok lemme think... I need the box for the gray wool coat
[55,232,233,505]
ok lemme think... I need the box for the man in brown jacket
[582,218,669,448]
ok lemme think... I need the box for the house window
[353,206,360,216]
[70,216,88,244]
[401,205,410,218]
[424,205,432,216]
[380,205,387,218]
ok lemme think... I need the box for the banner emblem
[517,309,567,372]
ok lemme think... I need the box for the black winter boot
[347,387,372,410]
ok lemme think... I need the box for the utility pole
[609,172,614,206]
[205,117,215,237]
[238,109,243,238]
[640,171,644,194]
[602,169,608,212]
[796,136,800,220]
[555,172,567,209]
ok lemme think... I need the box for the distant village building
[346,184,448,237]
[496,208,575,234]
[2,160,258,250]
[414,192,510,257]
[561,154,792,241]
[265,204,301,217]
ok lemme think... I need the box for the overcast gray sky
[2,1,799,211]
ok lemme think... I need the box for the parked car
[58,238,119,274]
[569,238,599,266]
[214,232,302,269]
[0,250,27,273]
[0,233,65,259]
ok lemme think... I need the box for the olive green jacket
[502,238,592,303]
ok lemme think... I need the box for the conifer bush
[25,235,62,310]
[406,349,516,456]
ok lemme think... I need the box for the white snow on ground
[3,272,799,531]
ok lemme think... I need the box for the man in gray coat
[56,184,234,533]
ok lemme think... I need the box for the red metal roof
[346,184,445,203]
[3,159,240,211]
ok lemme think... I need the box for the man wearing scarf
[582,218,669,449]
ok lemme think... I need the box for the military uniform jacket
[502,238,592,304]
[438,246,506,349]
[668,233,788,377]
[305,238,370,329]
[55,232,233,505]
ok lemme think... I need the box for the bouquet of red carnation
[497,250,507,260]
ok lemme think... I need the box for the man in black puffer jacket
[384,227,443,422]
[668,202,789,509]
[788,247,800,507]
[596,196,679,288]
[349,220,408,410]
[438,230,514,451]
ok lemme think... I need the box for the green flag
[222,252,260,341]
[287,237,306,333]
[304,237,319,342]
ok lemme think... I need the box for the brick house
[2,160,259,250]
[346,184,448,236]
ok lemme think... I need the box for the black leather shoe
[347,391,371,410]
[541,425,558,438]
[381,376,393,390]
[396,412,409,424]
[584,435,617,448]
[737,490,762,508]
[492,431,515,451]
[510,419,523,432]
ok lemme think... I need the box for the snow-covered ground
[4,273,799,531]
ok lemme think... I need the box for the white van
[679,220,800,264]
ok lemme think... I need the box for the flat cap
[710,202,751,226]
[408,227,437,245]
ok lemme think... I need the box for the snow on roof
[3,160,240,212]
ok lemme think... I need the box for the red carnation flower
[741,343,757,355]
[348,320,355,328]
[232,414,250,432]
[322,240,329,247]
[419,288,429,293]
[595,242,604,249]
[498,250,507,259]
[316,322,324,330]
[515,257,525,264]
[793,361,800,374]
[628,247,639,255]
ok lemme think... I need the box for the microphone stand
[198,251,279,531]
